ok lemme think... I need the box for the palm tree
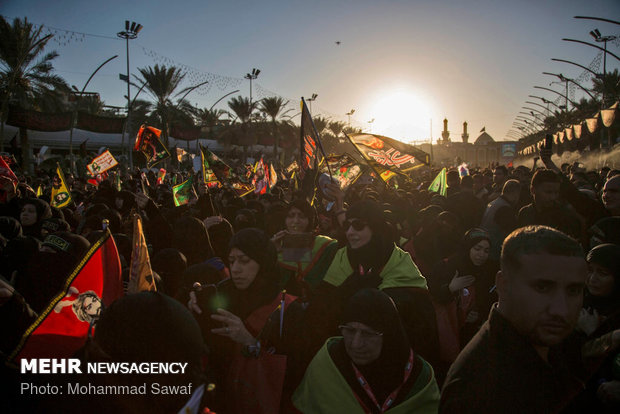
[197,107,228,140]
[0,16,69,171]
[312,116,329,137]
[228,96,258,158]
[135,64,188,146]
[328,120,346,138]
[228,95,257,124]
[75,95,105,115]
[259,96,290,157]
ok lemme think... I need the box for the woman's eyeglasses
[344,219,367,231]
[338,325,383,340]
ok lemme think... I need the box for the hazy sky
[2,0,619,144]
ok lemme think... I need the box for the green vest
[293,337,440,413]
[323,245,428,290]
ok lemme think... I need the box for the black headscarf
[589,217,620,248]
[584,243,620,315]
[16,232,90,313]
[457,228,492,275]
[0,216,22,240]
[95,291,205,363]
[286,198,317,232]
[19,198,52,239]
[336,289,412,406]
[173,216,215,266]
[227,228,280,319]
[345,200,394,274]
[151,248,188,297]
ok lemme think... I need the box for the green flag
[199,144,221,188]
[428,168,447,196]
[172,176,193,207]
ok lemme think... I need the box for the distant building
[419,119,516,167]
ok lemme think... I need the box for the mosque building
[417,119,516,167]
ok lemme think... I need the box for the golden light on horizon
[369,88,434,143]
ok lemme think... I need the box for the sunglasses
[338,325,383,340]
[344,219,368,231]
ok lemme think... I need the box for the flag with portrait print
[9,230,122,362]
[172,176,193,206]
[134,125,170,168]
[200,144,221,188]
[321,154,363,191]
[51,164,72,208]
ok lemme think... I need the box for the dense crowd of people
[1,149,620,413]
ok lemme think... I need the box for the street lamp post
[244,68,260,105]
[522,107,548,118]
[306,93,318,115]
[367,118,375,133]
[543,72,598,103]
[68,55,118,174]
[346,109,355,127]
[542,72,570,110]
[209,90,240,111]
[525,101,553,116]
[551,58,603,80]
[117,20,143,170]
[533,86,579,109]
[528,95,566,112]
[588,29,619,76]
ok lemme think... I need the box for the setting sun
[369,88,434,144]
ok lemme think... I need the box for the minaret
[441,118,450,144]
[462,121,469,144]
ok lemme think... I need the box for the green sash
[323,245,428,290]
[292,337,440,413]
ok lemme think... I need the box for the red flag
[9,231,122,362]
[134,125,170,168]
[156,168,166,185]
[0,156,18,191]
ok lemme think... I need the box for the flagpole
[301,97,332,177]
[430,118,433,167]
[343,132,388,189]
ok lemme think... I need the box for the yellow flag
[128,214,157,293]
[50,165,72,208]
[36,185,42,197]
[380,170,397,182]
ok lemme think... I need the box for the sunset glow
[369,88,434,144]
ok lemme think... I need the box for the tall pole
[118,21,142,170]
[244,68,260,105]
[209,89,240,111]
[126,36,131,168]
[346,109,355,127]
[69,55,118,175]
[307,93,318,115]
[429,118,433,165]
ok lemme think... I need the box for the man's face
[497,253,586,348]
[532,182,560,209]
[602,176,620,213]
